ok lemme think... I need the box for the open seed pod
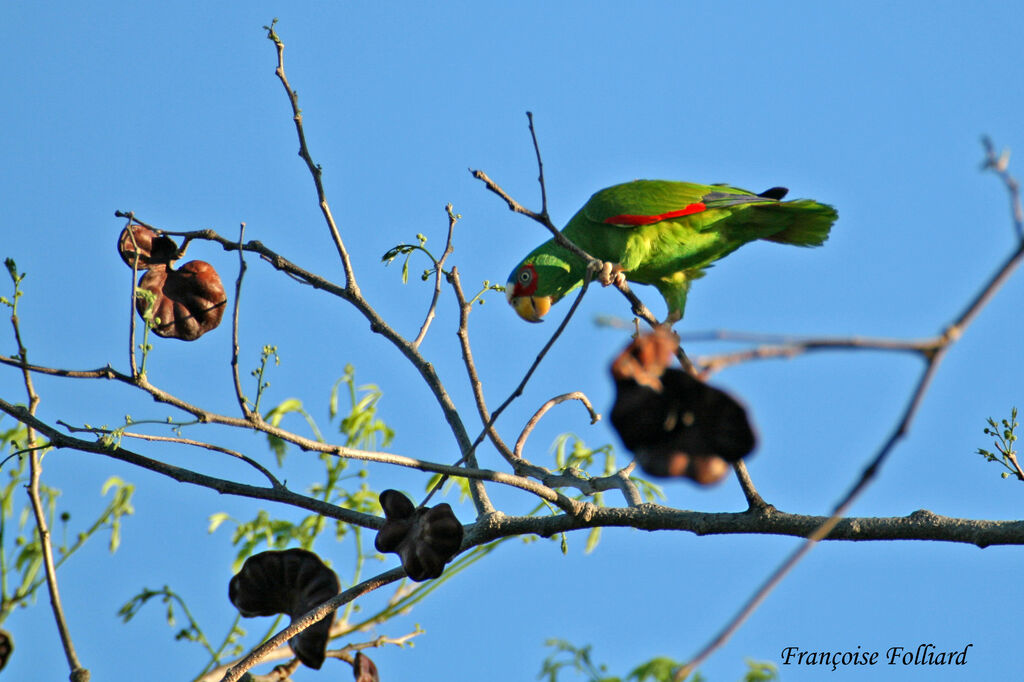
[136,260,226,340]
[228,548,340,669]
[118,224,179,270]
[374,490,463,582]
[609,329,756,484]
[117,224,227,340]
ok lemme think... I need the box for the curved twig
[57,422,283,489]
[513,391,600,459]
[412,205,458,348]
[230,223,253,419]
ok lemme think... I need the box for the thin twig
[612,462,643,507]
[7,281,89,680]
[197,628,423,682]
[56,422,283,489]
[422,271,594,510]
[469,160,689,369]
[1005,452,1024,481]
[220,567,406,682]
[0,355,527,500]
[731,460,769,511]
[1,398,381,530]
[125,212,503,514]
[230,223,253,419]
[124,215,140,378]
[526,111,549,219]
[412,205,458,348]
[263,20,358,292]
[449,267,520,464]
[687,330,938,376]
[513,392,599,459]
[981,135,1023,239]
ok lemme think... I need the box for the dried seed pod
[135,260,226,340]
[610,329,756,484]
[353,652,380,682]
[374,490,463,582]
[229,548,340,669]
[117,224,226,340]
[118,224,178,270]
[0,628,11,672]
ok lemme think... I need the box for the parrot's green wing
[581,180,761,226]
[581,180,832,245]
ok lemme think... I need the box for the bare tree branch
[263,20,357,292]
[676,137,1024,679]
[6,278,89,680]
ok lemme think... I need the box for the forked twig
[412,204,458,348]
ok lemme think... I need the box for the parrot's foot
[590,260,627,288]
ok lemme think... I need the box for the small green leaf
[584,527,602,554]
[208,512,231,533]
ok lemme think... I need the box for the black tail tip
[758,187,789,200]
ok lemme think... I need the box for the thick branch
[465,505,1024,549]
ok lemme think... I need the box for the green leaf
[584,527,602,554]
[627,656,684,681]
[208,512,231,533]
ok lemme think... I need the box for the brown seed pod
[228,548,340,670]
[135,260,226,341]
[353,652,380,682]
[0,628,11,673]
[117,224,178,270]
[610,329,756,484]
[117,224,226,340]
[374,490,463,582]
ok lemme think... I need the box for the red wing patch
[603,202,706,226]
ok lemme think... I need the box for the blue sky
[4,2,1024,680]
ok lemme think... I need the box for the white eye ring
[518,269,532,283]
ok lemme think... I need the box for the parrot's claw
[590,260,626,288]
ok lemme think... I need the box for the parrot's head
[506,243,582,323]
[506,263,551,323]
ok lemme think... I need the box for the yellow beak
[510,295,552,323]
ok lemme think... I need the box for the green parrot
[506,180,837,322]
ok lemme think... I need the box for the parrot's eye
[518,269,532,284]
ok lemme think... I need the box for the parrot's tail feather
[757,186,789,200]
[760,199,837,247]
